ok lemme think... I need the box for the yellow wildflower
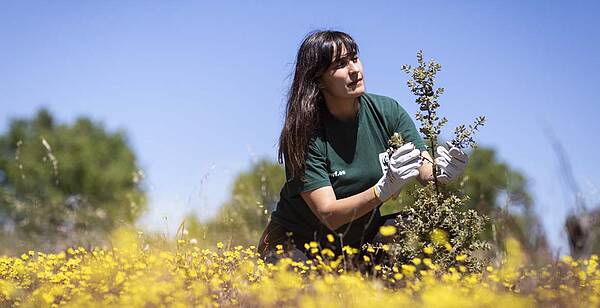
[321,248,335,258]
[401,264,416,276]
[379,225,397,236]
[327,234,335,243]
[430,228,448,245]
[561,255,573,264]
[423,246,434,254]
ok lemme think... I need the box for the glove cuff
[373,180,392,203]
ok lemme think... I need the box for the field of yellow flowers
[1,227,599,307]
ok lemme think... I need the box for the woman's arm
[300,186,381,231]
[300,145,421,231]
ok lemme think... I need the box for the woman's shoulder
[307,129,328,153]
[363,92,397,105]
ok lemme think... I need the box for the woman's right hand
[373,143,422,202]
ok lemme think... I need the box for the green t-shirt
[271,92,426,246]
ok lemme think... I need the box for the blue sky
[1,1,599,252]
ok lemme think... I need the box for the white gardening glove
[435,141,469,184]
[373,143,422,202]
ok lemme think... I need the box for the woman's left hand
[434,141,468,184]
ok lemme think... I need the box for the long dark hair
[278,30,359,181]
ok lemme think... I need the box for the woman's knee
[257,221,310,264]
[258,222,285,257]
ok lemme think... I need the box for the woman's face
[319,45,365,100]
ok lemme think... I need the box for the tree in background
[0,108,146,250]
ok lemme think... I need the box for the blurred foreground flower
[0,230,599,307]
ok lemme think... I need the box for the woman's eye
[336,61,347,68]
[333,56,357,69]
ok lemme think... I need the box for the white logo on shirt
[329,170,346,178]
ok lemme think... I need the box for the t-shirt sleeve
[390,99,427,152]
[299,139,331,193]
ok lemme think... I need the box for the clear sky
[1,1,599,252]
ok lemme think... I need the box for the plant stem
[426,108,441,199]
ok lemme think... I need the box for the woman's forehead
[330,44,356,62]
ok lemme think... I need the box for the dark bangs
[323,32,359,64]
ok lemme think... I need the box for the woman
[258,30,468,265]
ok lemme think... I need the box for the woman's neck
[323,95,360,122]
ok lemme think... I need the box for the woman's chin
[349,87,365,96]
